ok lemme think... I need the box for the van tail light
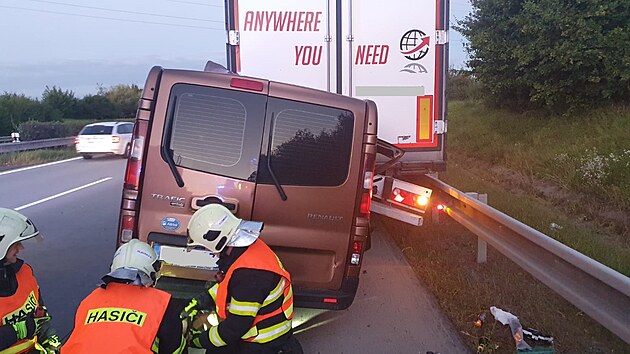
[112,136,121,143]
[359,153,376,216]
[74,137,79,145]
[350,241,363,265]
[119,214,136,243]
[124,120,148,191]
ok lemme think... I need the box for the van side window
[165,84,267,181]
[258,98,354,186]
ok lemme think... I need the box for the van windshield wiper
[161,97,185,188]
[266,114,287,201]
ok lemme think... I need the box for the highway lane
[2,155,126,339]
[2,157,469,353]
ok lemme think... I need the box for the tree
[103,84,142,118]
[456,0,630,113]
[0,93,60,135]
[75,95,117,119]
[42,86,78,118]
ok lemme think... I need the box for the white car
[75,122,134,159]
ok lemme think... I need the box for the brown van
[118,64,377,310]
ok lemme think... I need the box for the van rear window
[258,98,354,186]
[165,84,354,186]
[166,84,267,181]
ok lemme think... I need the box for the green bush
[18,121,86,140]
[447,69,484,101]
[457,0,630,113]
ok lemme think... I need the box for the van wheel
[82,154,92,159]
[123,144,131,158]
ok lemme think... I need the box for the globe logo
[400,29,430,61]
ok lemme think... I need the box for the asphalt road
[1,156,469,353]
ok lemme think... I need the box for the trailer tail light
[119,215,136,243]
[392,188,430,210]
[124,121,148,191]
[111,136,121,143]
[230,78,264,92]
[350,241,363,265]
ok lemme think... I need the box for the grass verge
[0,148,77,167]
[448,101,630,235]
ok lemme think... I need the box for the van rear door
[251,81,369,293]
[136,70,269,281]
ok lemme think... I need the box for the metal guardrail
[425,175,630,344]
[0,137,75,153]
[0,136,13,143]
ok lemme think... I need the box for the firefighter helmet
[187,204,263,253]
[0,208,40,260]
[105,239,160,286]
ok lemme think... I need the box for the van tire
[82,154,93,159]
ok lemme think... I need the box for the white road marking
[0,157,83,176]
[15,177,112,211]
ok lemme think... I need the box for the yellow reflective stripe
[283,301,294,319]
[241,326,258,339]
[151,337,159,353]
[228,298,261,317]
[209,326,227,347]
[173,335,187,354]
[275,255,286,271]
[0,337,37,354]
[279,284,293,319]
[249,320,292,343]
[151,333,185,354]
[262,279,285,306]
[208,283,218,302]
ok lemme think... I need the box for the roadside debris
[490,306,554,353]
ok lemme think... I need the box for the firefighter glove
[180,297,199,331]
[41,334,61,354]
[33,312,50,334]
[190,328,211,349]
[11,316,36,340]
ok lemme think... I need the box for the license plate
[153,244,218,270]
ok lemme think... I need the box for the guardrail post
[466,192,489,263]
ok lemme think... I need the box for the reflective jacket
[0,263,40,354]
[210,239,294,346]
[62,282,171,354]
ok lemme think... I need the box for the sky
[0,0,471,99]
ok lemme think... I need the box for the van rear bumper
[293,277,359,310]
[156,275,360,311]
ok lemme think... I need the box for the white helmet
[0,208,40,260]
[104,239,160,286]
[187,204,263,253]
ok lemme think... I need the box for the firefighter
[181,204,303,354]
[0,208,61,354]
[61,239,187,354]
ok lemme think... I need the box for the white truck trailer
[224,0,449,224]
